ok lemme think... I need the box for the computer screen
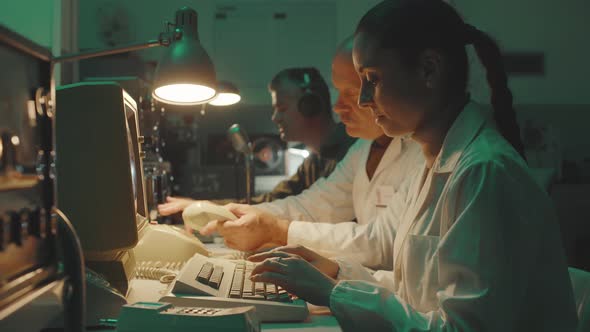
[126,116,139,211]
[125,102,141,215]
[56,82,147,255]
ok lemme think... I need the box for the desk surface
[127,279,342,331]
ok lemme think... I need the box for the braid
[468,25,526,159]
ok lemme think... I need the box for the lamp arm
[52,31,178,64]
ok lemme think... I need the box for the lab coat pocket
[375,185,395,208]
[402,234,440,312]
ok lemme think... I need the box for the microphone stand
[227,124,254,204]
[244,146,254,204]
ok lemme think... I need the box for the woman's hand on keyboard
[249,245,340,279]
[200,203,291,251]
[249,249,337,306]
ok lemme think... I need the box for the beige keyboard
[161,253,309,322]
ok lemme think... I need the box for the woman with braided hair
[245,0,577,330]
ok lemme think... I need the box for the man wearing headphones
[264,67,356,202]
[158,67,355,214]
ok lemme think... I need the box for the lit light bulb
[209,92,241,106]
[153,84,216,105]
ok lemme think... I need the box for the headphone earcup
[298,93,323,117]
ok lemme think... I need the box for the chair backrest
[569,267,590,332]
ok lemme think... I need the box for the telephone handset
[182,201,238,231]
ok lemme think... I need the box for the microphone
[227,124,254,204]
[227,123,252,155]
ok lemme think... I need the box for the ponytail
[355,0,527,159]
[467,25,526,159]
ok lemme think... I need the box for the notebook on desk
[159,253,309,322]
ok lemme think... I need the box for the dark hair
[356,0,525,158]
[268,67,332,117]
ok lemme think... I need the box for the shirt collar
[432,101,491,173]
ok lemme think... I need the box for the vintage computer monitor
[55,81,206,295]
[82,76,173,222]
[55,81,147,293]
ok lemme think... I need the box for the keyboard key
[255,282,266,298]
[235,262,246,271]
[197,262,214,284]
[231,271,244,292]
[230,269,244,298]
[266,285,292,302]
[208,266,224,289]
[242,278,254,296]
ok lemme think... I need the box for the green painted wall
[79,0,216,60]
[452,0,590,163]
[0,1,55,48]
[454,0,590,105]
[335,0,381,41]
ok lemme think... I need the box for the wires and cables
[54,208,86,332]
[134,261,184,284]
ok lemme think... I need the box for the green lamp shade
[209,81,241,106]
[152,34,217,105]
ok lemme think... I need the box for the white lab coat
[330,102,577,331]
[256,137,423,269]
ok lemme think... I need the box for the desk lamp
[54,6,217,105]
[209,81,241,106]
